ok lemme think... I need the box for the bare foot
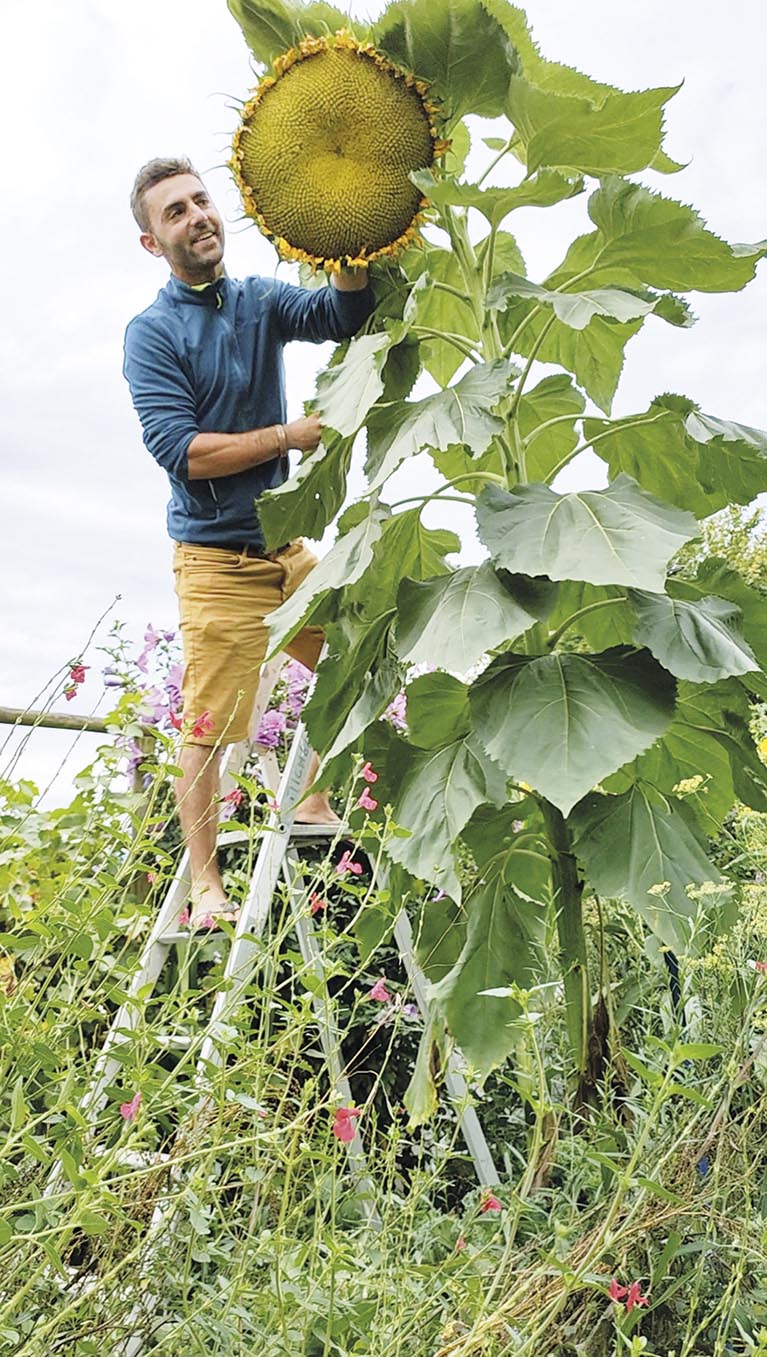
[294,793,341,826]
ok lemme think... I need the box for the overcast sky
[1,0,765,801]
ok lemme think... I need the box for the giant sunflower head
[230,31,445,271]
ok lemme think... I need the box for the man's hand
[331,266,369,292]
[285,413,322,454]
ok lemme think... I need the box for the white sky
[1,0,766,800]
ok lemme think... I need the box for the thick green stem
[546,597,629,650]
[540,800,593,1092]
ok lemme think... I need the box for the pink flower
[480,1193,502,1213]
[146,871,157,886]
[455,1236,467,1252]
[332,1106,360,1142]
[69,663,88,685]
[608,1279,628,1303]
[357,788,378,812]
[337,851,363,876]
[120,1091,142,1122]
[169,711,183,731]
[431,890,446,901]
[361,761,379,784]
[191,711,214,739]
[63,685,77,702]
[310,893,326,915]
[756,961,767,975]
[177,906,190,926]
[222,787,244,808]
[625,1281,648,1314]
[369,976,392,1003]
[199,914,216,929]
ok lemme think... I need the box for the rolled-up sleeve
[123,316,200,479]
[271,279,374,344]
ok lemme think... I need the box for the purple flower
[164,663,184,710]
[123,739,145,776]
[256,708,288,749]
[138,685,169,726]
[143,623,161,652]
[102,665,125,689]
[384,691,407,731]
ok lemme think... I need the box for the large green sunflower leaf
[385,674,508,898]
[488,271,657,329]
[258,432,353,548]
[607,679,767,823]
[302,610,395,756]
[570,786,724,954]
[265,503,389,653]
[518,374,585,483]
[507,77,679,177]
[343,507,460,620]
[497,292,643,413]
[476,475,698,592]
[374,0,520,124]
[478,0,626,102]
[431,849,548,1075]
[628,590,759,684]
[313,324,406,437]
[227,0,354,66]
[366,360,514,490]
[669,559,767,672]
[585,395,767,517]
[567,178,767,294]
[395,563,548,671]
[411,167,584,228]
[470,648,676,816]
[412,894,467,984]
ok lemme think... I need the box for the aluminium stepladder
[69,659,500,1351]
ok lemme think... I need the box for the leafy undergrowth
[2,713,767,1356]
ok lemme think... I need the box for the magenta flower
[177,906,190,926]
[357,788,378,812]
[337,851,363,876]
[368,976,392,1003]
[63,685,77,702]
[119,1091,142,1122]
[169,710,183,731]
[191,711,214,739]
[310,893,326,915]
[332,1106,360,1142]
[608,1279,628,1303]
[480,1193,502,1213]
[361,761,379,784]
[69,663,88,686]
[625,1281,649,1313]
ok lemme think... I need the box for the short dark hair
[130,156,201,231]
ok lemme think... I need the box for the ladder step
[218,822,346,848]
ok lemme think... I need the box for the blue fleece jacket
[123,272,374,546]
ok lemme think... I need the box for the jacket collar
[165,272,228,308]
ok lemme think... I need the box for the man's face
[139,174,225,283]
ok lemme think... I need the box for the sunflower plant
[227,0,767,1104]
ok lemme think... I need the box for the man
[123,157,373,927]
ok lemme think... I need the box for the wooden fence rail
[0,706,112,734]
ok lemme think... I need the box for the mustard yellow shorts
[172,539,324,747]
